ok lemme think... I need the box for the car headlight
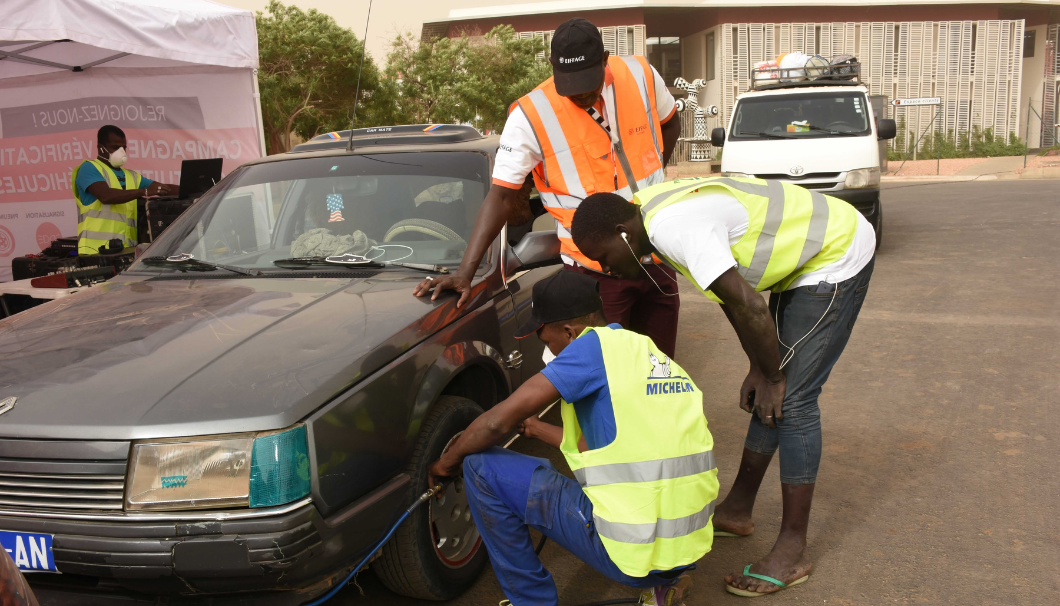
[126,424,310,511]
[721,172,755,178]
[844,167,881,189]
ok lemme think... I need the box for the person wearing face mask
[71,124,179,254]
[428,270,718,606]
[415,17,684,359]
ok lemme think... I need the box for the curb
[1018,167,1060,179]
[881,175,998,182]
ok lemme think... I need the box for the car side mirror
[506,231,561,276]
[877,119,897,140]
[711,127,726,147]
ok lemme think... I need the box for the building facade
[424,0,1060,151]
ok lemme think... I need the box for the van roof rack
[749,61,861,92]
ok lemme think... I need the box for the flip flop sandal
[713,529,751,537]
[725,565,810,597]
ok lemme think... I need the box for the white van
[711,71,896,247]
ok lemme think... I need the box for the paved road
[338,180,1060,605]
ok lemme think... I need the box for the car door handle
[506,351,523,369]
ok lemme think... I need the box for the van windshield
[133,152,489,271]
[730,91,871,140]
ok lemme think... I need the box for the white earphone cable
[622,232,678,297]
[775,274,838,370]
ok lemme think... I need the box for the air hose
[301,482,446,606]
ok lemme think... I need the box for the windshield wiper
[804,125,862,137]
[140,254,260,276]
[272,256,449,274]
[747,131,797,139]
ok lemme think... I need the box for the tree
[379,25,551,132]
[256,1,382,154]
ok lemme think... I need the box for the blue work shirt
[540,323,621,450]
[75,162,153,208]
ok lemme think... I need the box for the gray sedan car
[0,125,561,604]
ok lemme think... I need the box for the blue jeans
[745,258,874,484]
[463,447,682,606]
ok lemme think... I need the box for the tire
[372,396,487,600]
[872,199,883,250]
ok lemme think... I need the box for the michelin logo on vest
[646,353,695,396]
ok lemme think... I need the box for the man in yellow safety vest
[569,177,876,598]
[429,270,718,606]
[72,125,179,254]
[415,17,685,358]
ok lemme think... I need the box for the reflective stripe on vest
[595,499,718,545]
[72,159,141,253]
[637,177,859,299]
[560,326,718,577]
[516,56,665,270]
[573,450,716,488]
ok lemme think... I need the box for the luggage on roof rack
[750,55,861,91]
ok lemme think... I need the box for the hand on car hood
[0,274,464,440]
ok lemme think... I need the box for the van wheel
[373,396,487,600]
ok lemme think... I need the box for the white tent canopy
[0,0,265,281]
[0,0,258,72]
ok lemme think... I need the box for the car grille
[755,172,840,180]
[0,440,129,513]
[0,471,125,511]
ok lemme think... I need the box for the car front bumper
[826,188,880,218]
[13,475,410,605]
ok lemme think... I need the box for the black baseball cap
[550,18,606,97]
[515,270,604,338]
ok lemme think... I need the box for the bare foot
[725,537,813,595]
[711,501,754,536]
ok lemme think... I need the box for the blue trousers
[745,257,875,484]
[463,447,680,606]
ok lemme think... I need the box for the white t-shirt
[648,191,876,292]
[492,64,677,188]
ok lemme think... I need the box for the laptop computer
[175,158,223,199]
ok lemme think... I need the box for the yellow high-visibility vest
[560,326,718,577]
[72,159,141,254]
[637,177,859,301]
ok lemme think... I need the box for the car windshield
[134,152,489,271]
[731,91,871,140]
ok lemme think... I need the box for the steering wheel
[384,219,466,244]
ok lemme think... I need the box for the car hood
[0,273,463,440]
[721,135,878,175]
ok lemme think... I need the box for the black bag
[829,55,859,79]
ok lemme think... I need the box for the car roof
[240,125,499,169]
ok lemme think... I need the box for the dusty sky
[217,0,517,68]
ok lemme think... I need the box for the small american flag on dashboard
[326,193,344,222]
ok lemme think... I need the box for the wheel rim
[429,476,482,568]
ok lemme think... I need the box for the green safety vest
[72,159,141,254]
[637,177,859,302]
[560,326,718,577]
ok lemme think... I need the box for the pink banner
[0,68,263,281]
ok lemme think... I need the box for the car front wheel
[372,396,487,600]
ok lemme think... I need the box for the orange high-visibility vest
[515,56,667,270]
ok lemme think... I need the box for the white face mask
[541,346,556,365]
[105,146,128,168]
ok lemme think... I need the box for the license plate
[0,531,58,573]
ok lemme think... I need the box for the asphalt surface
[338,180,1060,605]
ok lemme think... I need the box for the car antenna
[346,0,374,152]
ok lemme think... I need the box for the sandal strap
[741,564,787,588]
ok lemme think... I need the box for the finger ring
[425,276,434,281]
[765,415,773,418]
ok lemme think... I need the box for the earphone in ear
[621,232,628,242]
